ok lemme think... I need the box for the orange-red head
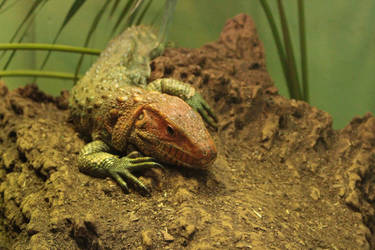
[129,95,217,168]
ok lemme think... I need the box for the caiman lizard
[69,26,217,195]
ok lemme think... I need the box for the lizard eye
[166,125,175,136]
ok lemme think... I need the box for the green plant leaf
[135,0,152,26]
[39,0,88,70]
[158,0,177,44]
[8,0,43,43]
[126,0,146,27]
[2,0,48,70]
[0,0,20,14]
[259,0,290,95]
[0,0,46,61]
[0,43,101,54]
[111,0,136,36]
[0,0,7,10]
[298,0,308,102]
[277,0,302,100]
[109,0,121,18]
[59,0,87,31]
[17,0,48,42]
[0,70,82,80]
[74,0,112,83]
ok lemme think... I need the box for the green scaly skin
[69,26,218,195]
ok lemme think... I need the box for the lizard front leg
[146,78,218,129]
[78,140,162,195]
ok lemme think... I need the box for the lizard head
[130,95,217,169]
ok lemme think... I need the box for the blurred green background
[0,0,374,129]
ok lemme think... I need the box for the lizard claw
[108,155,164,195]
[126,151,142,158]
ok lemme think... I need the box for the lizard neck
[111,104,145,152]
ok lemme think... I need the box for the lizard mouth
[133,132,208,168]
[158,143,215,168]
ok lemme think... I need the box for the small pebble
[162,229,174,242]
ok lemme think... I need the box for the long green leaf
[277,0,302,100]
[126,0,145,27]
[109,0,121,18]
[74,0,112,83]
[0,0,20,14]
[17,0,48,42]
[0,43,101,54]
[8,0,42,43]
[258,0,291,95]
[158,0,177,44]
[0,0,8,10]
[3,0,48,70]
[39,0,87,70]
[58,0,87,32]
[0,70,82,80]
[114,0,153,35]
[135,0,152,26]
[0,0,45,60]
[111,0,135,36]
[298,0,308,102]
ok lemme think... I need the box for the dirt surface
[0,14,374,249]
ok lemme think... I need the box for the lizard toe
[110,171,130,193]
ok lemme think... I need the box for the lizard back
[69,26,161,141]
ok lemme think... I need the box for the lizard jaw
[158,143,216,169]
[134,132,215,168]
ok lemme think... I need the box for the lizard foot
[186,93,219,130]
[108,151,164,196]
